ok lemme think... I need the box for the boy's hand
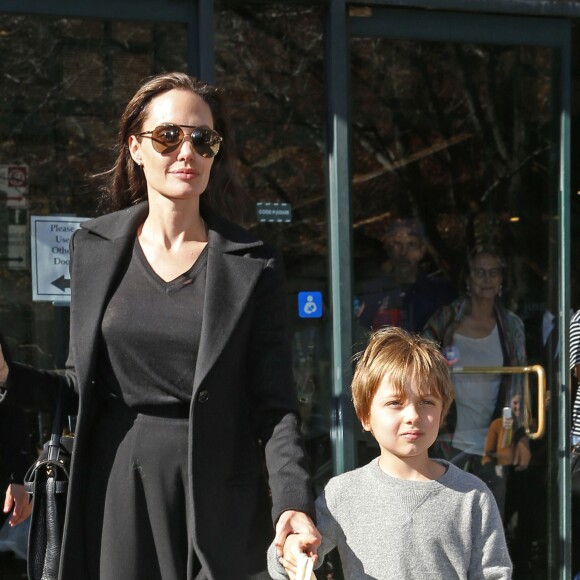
[279,533,319,579]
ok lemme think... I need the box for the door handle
[450,365,546,440]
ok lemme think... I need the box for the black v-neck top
[96,239,208,406]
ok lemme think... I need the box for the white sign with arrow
[31,215,90,303]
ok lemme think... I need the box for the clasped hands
[275,510,321,580]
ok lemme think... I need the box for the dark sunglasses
[136,124,222,158]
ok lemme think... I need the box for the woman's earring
[466,283,471,296]
[498,284,503,297]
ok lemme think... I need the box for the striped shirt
[569,310,580,437]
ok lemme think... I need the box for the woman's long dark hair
[96,72,242,221]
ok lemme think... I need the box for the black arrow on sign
[51,276,71,291]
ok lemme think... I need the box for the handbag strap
[47,384,65,463]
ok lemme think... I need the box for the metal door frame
[325,5,571,578]
[0,0,214,80]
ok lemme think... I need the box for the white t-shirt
[452,325,503,455]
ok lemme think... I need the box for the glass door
[349,9,570,580]
[214,2,333,495]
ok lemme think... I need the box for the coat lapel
[193,213,265,392]
[71,201,265,398]
[71,203,148,394]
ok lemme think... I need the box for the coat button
[198,390,209,403]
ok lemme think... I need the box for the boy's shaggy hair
[352,327,454,424]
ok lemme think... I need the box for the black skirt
[83,400,205,580]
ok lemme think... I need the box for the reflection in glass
[214,4,332,493]
[0,15,187,369]
[350,37,557,579]
[423,246,527,476]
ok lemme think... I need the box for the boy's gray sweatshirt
[268,459,512,579]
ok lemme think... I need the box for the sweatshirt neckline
[369,457,452,489]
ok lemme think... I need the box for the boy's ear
[361,417,372,432]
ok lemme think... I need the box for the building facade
[1,0,579,577]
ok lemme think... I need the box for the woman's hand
[274,510,321,558]
[502,417,514,430]
[3,483,32,526]
[0,344,9,384]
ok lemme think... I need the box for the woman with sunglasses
[423,244,528,477]
[0,72,319,579]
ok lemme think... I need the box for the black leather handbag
[24,385,73,580]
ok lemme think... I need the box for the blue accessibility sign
[298,291,323,319]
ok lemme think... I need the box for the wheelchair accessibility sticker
[298,291,322,319]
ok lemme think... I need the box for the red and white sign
[0,164,29,208]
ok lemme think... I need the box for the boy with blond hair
[268,327,512,579]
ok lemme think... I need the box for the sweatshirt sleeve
[266,543,288,580]
[311,489,341,569]
[471,490,513,579]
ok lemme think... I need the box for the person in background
[356,218,455,334]
[569,309,580,579]
[268,327,512,579]
[423,244,528,479]
[0,72,319,579]
[482,392,530,519]
[0,334,33,570]
[0,409,33,529]
[0,333,33,530]
[0,405,33,569]
[570,310,580,446]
